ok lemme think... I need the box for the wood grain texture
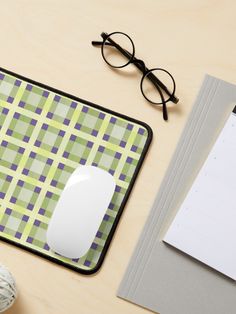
[0,1,235,313]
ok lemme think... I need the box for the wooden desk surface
[1,1,236,313]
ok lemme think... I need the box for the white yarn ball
[0,265,17,312]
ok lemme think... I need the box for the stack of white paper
[164,113,236,280]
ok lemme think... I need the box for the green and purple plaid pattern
[0,70,149,271]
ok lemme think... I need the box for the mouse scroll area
[46,166,116,259]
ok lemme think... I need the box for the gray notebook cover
[117,75,236,314]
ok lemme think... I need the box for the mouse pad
[0,67,152,274]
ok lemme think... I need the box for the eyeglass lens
[141,69,175,105]
[102,32,134,68]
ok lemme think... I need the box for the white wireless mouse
[46,165,116,259]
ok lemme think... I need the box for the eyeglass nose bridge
[132,58,147,72]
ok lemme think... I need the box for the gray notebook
[117,75,236,314]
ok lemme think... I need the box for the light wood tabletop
[1,1,236,313]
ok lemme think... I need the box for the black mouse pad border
[0,67,152,274]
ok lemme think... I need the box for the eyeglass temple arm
[92,41,116,47]
[92,38,132,60]
[150,80,168,120]
[148,71,179,104]
[92,40,132,58]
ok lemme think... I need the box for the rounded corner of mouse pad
[0,67,152,273]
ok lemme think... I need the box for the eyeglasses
[92,31,179,121]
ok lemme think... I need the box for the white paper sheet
[164,113,236,280]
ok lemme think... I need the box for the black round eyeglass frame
[92,31,179,121]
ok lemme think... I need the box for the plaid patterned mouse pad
[0,67,152,274]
